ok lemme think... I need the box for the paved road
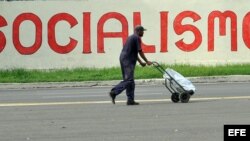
[0,82,250,141]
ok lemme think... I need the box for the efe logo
[224,125,250,141]
[228,129,246,136]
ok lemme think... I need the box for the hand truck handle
[152,61,166,74]
[152,61,160,67]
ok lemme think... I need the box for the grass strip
[0,64,250,83]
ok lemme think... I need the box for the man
[109,25,152,105]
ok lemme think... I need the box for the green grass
[1,64,250,83]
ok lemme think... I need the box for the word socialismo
[1,11,250,55]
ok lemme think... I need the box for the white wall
[0,0,250,69]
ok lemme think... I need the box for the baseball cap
[134,25,146,32]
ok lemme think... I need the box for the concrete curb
[0,75,250,90]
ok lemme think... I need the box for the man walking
[109,25,152,105]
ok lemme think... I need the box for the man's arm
[137,57,146,67]
[138,50,152,65]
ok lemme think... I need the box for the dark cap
[134,25,146,32]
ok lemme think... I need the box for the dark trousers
[111,60,135,101]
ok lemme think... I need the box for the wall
[0,0,250,69]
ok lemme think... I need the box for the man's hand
[146,61,152,66]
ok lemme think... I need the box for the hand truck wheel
[180,92,190,103]
[171,93,180,103]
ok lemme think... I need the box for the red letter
[48,13,78,54]
[83,12,91,53]
[243,12,250,49]
[0,16,7,53]
[133,12,155,53]
[174,11,202,52]
[97,12,128,53]
[208,11,237,51]
[13,13,42,55]
[160,12,168,52]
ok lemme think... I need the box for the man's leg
[126,81,139,105]
[123,64,135,100]
[111,80,131,96]
[109,61,133,104]
[110,60,128,95]
[109,80,131,104]
[123,64,139,105]
[126,80,135,101]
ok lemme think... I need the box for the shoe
[127,100,140,105]
[109,91,116,104]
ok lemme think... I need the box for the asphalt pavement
[1,75,250,141]
[0,83,250,141]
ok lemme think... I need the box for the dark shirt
[120,34,142,66]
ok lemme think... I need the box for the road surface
[0,82,250,141]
